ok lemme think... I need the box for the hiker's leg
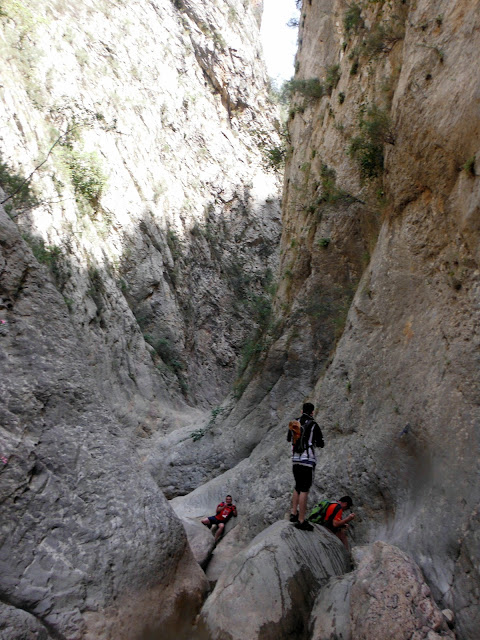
[201,517,211,527]
[214,523,225,542]
[298,491,309,523]
[335,529,349,551]
[291,489,300,515]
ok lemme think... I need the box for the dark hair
[303,402,314,415]
[226,494,232,498]
[339,495,353,508]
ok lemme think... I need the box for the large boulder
[310,573,355,640]
[0,602,53,640]
[198,520,349,640]
[310,541,456,640]
[350,542,455,640]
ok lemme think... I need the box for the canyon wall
[0,0,281,637]
[0,0,281,430]
[1,0,479,638]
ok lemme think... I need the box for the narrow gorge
[0,1,478,639]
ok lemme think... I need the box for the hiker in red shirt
[201,495,237,543]
[324,496,355,550]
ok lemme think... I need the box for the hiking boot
[295,520,314,531]
[289,513,299,523]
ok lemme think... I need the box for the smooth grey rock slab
[199,520,349,640]
[204,523,247,586]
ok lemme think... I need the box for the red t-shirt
[325,503,343,527]
[216,502,236,521]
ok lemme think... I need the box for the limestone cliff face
[0,0,281,433]
[0,208,208,638]
[0,0,280,637]
[171,1,479,638]
[285,3,480,637]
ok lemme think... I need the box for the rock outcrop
[2,0,480,638]
[310,541,455,640]
[0,0,281,433]
[0,208,208,638]
[198,520,349,640]
[0,0,279,636]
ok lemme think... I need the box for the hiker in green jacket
[309,496,355,550]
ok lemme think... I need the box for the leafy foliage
[344,3,363,35]
[348,104,393,179]
[325,65,341,95]
[61,149,107,212]
[23,234,70,290]
[0,156,39,214]
[284,78,325,100]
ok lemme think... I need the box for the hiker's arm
[314,424,325,448]
[332,513,355,528]
[216,503,223,514]
[232,506,237,517]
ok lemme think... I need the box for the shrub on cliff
[348,104,393,179]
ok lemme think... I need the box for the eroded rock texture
[0,0,278,636]
[0,209,208,638]
[1,0,480,638]
[350,542,455,640]
[0,0,281,433]
[310,541,456,640]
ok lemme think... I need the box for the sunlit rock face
[0,0,282,433]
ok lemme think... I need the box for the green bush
[325,64,341,95]
[166,227,182,259]
[23,234,69,289]
[145,334,186,393]
[463,156,476,176]
[284,78,325,100]
[348,104,393,179]
[344,3,363,35]
[318,163,354,204]
[264,145,286,171]
[61,149,106,212]
[362,22,405,58]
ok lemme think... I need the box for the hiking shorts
[293,464,314,493]
[207,515,222,526]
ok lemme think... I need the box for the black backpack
[292,418,314,455]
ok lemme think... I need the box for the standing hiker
[287,402,324,531]
[201,495,237,543]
